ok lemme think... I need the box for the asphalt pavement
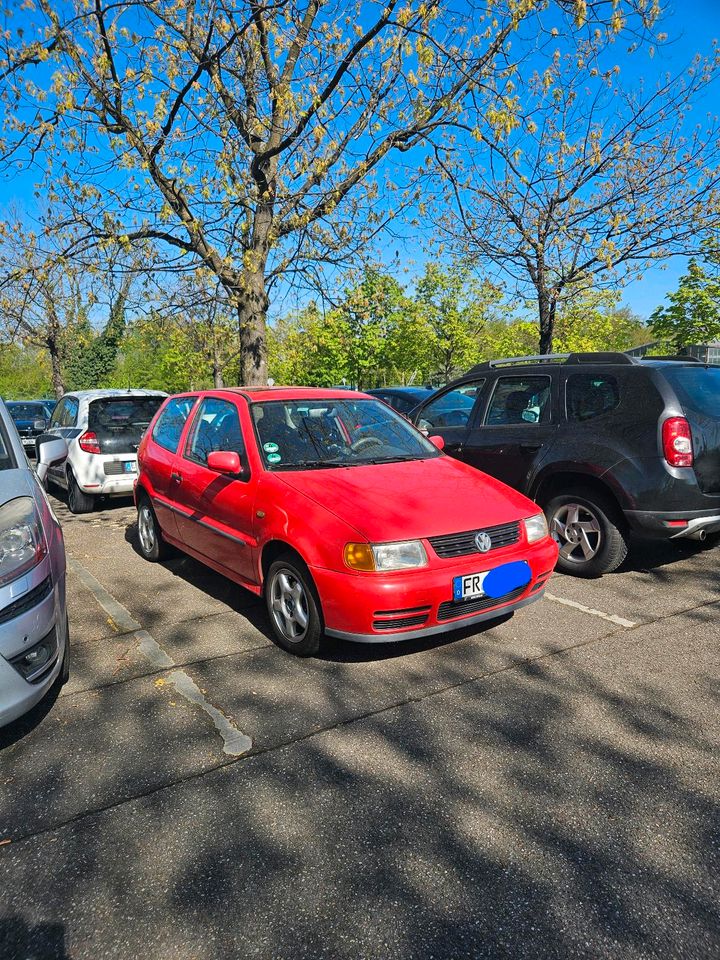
[0,494,718,960]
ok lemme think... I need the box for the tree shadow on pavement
[0,917,70,960]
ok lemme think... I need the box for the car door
[172,395,258,585]
[143,395,199,539]
[461,374,557,493]
[413,378,487,457]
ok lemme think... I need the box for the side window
[152,396,196,453]
[566,374,620,422]
[49,399,67,428]
[417,380,485,430]
[485,376,552,425]
[65,397,79,426]
[186,397,245,467]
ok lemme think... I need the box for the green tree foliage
[0,344,52,399]
[651,251,720,349]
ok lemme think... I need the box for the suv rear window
[88,397,164,454]
[661,367,720,419]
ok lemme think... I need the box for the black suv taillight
[662,417,693,467]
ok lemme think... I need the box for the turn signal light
[78,431,101,454]
[344,543,375,571]
[662,417,693,467]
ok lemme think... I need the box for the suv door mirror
[35,434,68,483]
[207,450,241,475]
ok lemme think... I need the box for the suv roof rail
[467,351,637,373]
[640,354,702,363]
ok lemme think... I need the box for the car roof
[62,389,168,400]
[213,387,373,403]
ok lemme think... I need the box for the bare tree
[0,0,663,383]
[437,36,720,352]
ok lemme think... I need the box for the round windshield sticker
[264,442,279,453]
[267,452,282,463]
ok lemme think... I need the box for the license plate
[123,461,136,473]
[453,571,488,601]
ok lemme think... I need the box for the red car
[135,388,558,656]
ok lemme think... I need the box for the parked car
[5,400,54,458]
[46,389,166,513]
[367,386,479,422]
[366,387,433,415]
[0,399,70,727]
[135,388,558,656]
[411,352,720,576]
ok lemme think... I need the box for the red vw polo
[135,388,558,656]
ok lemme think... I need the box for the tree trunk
[212,338,224,388]
[236,267,268,386]
[537,289,556,355]
[47,333,65,398]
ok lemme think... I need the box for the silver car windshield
[252,398,440,470]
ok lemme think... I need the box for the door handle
[520,443,542,452]
[171,471,183,484]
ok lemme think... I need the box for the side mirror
[417,418,431,436]
[207,450,242,475]
[35,434,68,484]
[428,434,445,451]
[33,419,47,432]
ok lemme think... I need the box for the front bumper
[0,559,67,727]
[312,536,558,644]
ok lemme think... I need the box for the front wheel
[67,471,95,514]
[545,489,628,577]
[265,555,324,656]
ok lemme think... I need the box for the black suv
[411,352,720,576]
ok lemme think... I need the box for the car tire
[60,616,70,685]
[67,470,95,514]
[545,488,628,577]
[265,554,324,657]
[136,496,171,562]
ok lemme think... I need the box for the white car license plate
[123,461,136,474]
[453,571,488,601]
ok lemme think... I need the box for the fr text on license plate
[453,571,488,601]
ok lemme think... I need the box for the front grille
[429,521,521,559]
[437,585,526,622]
[372,606,431,631]
[0,576,53,626]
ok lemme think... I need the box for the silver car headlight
[0,497,48,587]
[371,540,428,571]
[523,513,548,544]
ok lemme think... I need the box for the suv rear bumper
[625,508,720,540]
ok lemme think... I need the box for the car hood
[1,468,36,505]
[276,456,539,542]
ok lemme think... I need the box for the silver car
[0,399,70,727]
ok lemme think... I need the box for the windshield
[252,398,440,470]
[662,367,720,420]
[7,403,47,421]
[0,417,16,471]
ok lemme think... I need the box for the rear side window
[661,367,720,419]
[89,396,164,452]
[566,374,620,421]
[50,397,77,428]
[186,397,246,467]
[152,396,196,453]
[485,376,551,425]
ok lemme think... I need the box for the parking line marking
[67,558,252,756]
[546,592,636,629]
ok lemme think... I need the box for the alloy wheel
[138,504,156,556]
[270,568,309,642]
[550,502,602,564]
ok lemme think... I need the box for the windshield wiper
[276,459,349,470]
[362,455,424,465]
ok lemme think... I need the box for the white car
[0,398,70,727]
[46,389,166,513]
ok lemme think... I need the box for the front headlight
[0,497,47,587]
[344,540,428,572]
[523,512,548,544]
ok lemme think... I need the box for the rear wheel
[67,470,95,514]
[545,489,628,577]
[136,496,171,562]
[265,555,323,656]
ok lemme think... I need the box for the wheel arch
[532,471,627,527]
[260,539,309,588]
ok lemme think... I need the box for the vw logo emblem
[475,531,492,553]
